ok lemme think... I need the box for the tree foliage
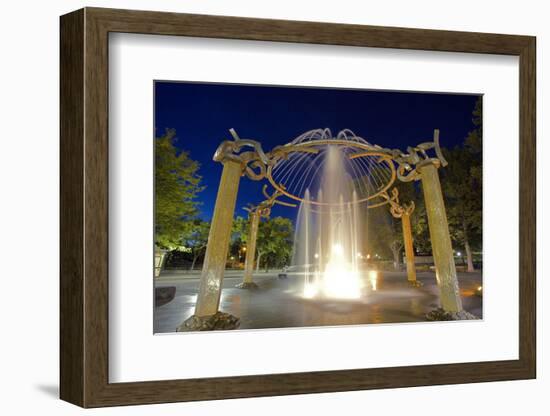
[363,204,402,266]
[181,219,210,269]
[155,129,204,248]
[440,97,482,270]
[358,95,482,263]
[227,215,249,262]
[256,217,294,271]
[408,196,431,253]
[359,178,432,264]
[231,215,249,246]
[230,215,294,270]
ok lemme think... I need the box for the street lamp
[239,246,246,261]
[456,251,466,266]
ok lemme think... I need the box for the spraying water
[292,146,370,299]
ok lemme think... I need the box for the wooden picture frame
[60,7,536,408]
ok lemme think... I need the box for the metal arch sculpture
[179,127,470,332]
[379,187,419,286]
[385,129,448,183]
[265,129,397,207]
[236,185,297,290]
[210,127,449,210]
[212,128,273,181]
[378,187,415,219]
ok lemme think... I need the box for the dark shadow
[35,384,59,398]
[155,286,176,307]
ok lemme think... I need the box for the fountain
[178,127,470,332]
[289,142,385,300]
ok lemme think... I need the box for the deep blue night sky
[154,81,479,221]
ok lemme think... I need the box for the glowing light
[457,251,462,257]
[293,146,368,301]
[303,282,318,299]
[319,242,362,299]
[332,243,344,256]
[366,254,371,259]
[477,285,482,291]
[369,270,378,291]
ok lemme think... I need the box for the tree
[255,217,294,272]
[182,219,210,270]
[363,205,402,269]
[465,97,482,156]
[355,177,433,265]
[231,215,249,245]
[384,215,404,270]
[155,129,204,249]
[441,147,482,272]
[440,97,483,271]
[408,196,431,254]
[229,215,249,261]
[389,239,404,270]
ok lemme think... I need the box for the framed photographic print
[60,7,536,408]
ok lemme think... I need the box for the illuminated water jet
[292,146,371,300]
[369,270,378,291]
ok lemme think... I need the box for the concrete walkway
[154,270,482,333]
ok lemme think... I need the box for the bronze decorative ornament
[178,127,471,331]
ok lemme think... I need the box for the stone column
[195,159,242,315]
[177,159,243,331]
[401,211,417,284]
[237,209,261,289]
[419,161,462,312]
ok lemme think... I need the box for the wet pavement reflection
[154,271,482,333]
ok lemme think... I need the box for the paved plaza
[154,270,482,333]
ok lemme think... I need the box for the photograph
[1,1,542,413]
[153,81,483,332]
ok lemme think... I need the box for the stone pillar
[419,161,462,312]
[195,159,242,316]
[401,212,417,284]
[177,159,243,331]
[237,209,260,288]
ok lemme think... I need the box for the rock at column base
[408,280,424,288]
[235,281,259,289]
[426,308,478,321]
[177,311,241,331]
